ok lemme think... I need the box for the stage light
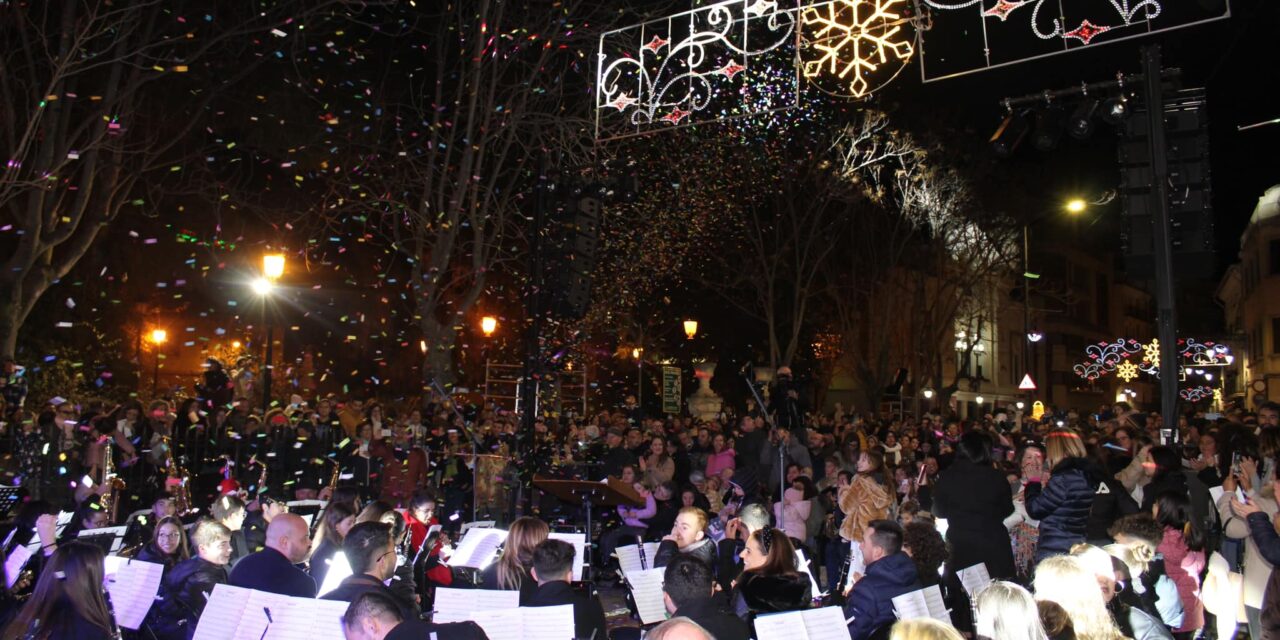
[1068,99,1100,139]
[1032,107,1066,151]
[990,111,1030,157]
[1101,93,1130,124]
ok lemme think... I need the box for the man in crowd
[527,539,608,640]
[341,591,487,640]
[210,494,250,564]
[654,506,716,568]
[662,554,750,640]
[228,512,317,597]
[844,519,921,640]
[323,521,418,619]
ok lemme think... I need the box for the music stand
[533,476,643,581]
[77,525,128,555]
[0,486,22,519]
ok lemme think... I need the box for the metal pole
[1023,224,1031,408]
[153,348,161,396]
[1141,45,1180,443]
[637,359,643,413]
[262,302,273,415]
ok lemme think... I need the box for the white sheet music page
[521,604,575,640]
[801,607,853,640]
[891,585,949,624]
[753,610,810,640]
[193,584,253,640]
[548,532,587,580]
[452,528,508,568]
[626,567,667,625]
[793,549,823,597]
[470,609,523,640]
[270,598,349,640]
[318,551,353,597]
[4,544,33,589]
[957,563,992,598]
[615,542,659,578]
[434,587,519,623]
[103,556,165,630]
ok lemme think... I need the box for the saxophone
[100,438,126,524]
[162,436,192,514]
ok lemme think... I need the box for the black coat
[932,458,1016,579]
[1025,457,1096,561]
[145,556,228,640]
[526,580,608,640]
[322,573,416,621]
[387,619,490,640]
[478,563,539,605]
[227,547,317,598]
[135,543,184,574]
[674,597,751,640]
[653,538,717,570]
[734,572,812,616]
[1086,472,1140,542]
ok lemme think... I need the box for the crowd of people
[1,357,1278,640]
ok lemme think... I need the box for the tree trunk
[420,316,457,389]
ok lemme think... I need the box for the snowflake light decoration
[800,0,916,97]
[1142,338,1160,364]
[1116,361,1139,383]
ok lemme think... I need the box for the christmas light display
[920,0,1161,43]
[1072,338,1233,383]
[799,0,916,98]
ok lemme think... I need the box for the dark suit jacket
[227,546,317,598]
[321,573,416,621]
[389,619,489,640]
[526,580,608,640]
[674,597,751,640]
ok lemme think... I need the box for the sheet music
[77,525,128,553]
[754,611,809,640]
[461,520,497,534]
[451,527,507,568]
[317,551,352,597]
[103,556,165,630]
[522,604,575,640]
[548,532,586,580]
[470,605,575,640]
[891,585,950,624]
[615,542,659,578]
[193,584,347,640]
[794,549,823,597]
[801,607,854,640]
[433,587,520,623]
[4,543,33,589]
[957,563,992,598]
[626,567,667,624]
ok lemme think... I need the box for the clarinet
[103,587,125,640]
[826,550,855,606]
[636,535,647,571]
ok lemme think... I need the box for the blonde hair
[1033,556,1125,640]
[496,516,549,590]
[678,506,708,533]
[1044,429,1087,467]
[889,619,964,640]
[974,581,1049,640]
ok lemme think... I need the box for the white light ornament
[799,0,917,98]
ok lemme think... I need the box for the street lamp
[1016,401,1026,411]
[922,388,935,400]
[1065,198,1088,214]
[976,395,985,406]
[632,347,644,411]
[683,320,698,340]
[481,316,497,337]
[257,253,285,414]
[149,329,167,395]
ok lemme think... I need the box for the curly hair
[902,520,947,587]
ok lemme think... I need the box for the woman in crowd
[481,516,549,604]
[974,581,1049,640]
[3,542,118,639]
[839,449,894,571]
[309,501,358,588]
[934,431,1017,580]
[704,433,735,480]
[1140,446,1189,512]
[1152,490,1205,639]
[145,519,233,639]
[1026,430,1095,561]
[1071,544,1172,640]
[1219,467,1278,639]
[135,515,190,573]
[732,526,811,618]
[1033,555,1127,640]
[1005,442,1045,579]
[640,436,675,489]
[774,476,814,544]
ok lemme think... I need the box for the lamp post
[683,320,698,340]
[480,316,496,387]
[257,253,285,414]
[633,347,643,411]
[1022,198,1087,407]
[150,329,167,395]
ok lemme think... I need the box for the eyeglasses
[158,532,183,540]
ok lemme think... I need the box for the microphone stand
[741,365,786,532]
[430,380,482,524]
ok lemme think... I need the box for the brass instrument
[162,436,193,515]
[100,437,126,524]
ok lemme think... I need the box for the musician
[144,519,232,639]
[209,494,250,563]
[730,527,812,618]
[403,493,438,556]
[526,539,608,640]
[135,515,190,573]
[717,502,771,591]
[378,423,429,506]
[662,554,751,640]
[228,513,317,597]
[341,590,488,640]
[58,496,110,544]
[322,522,417,619]
[310,502,358,588]
[653,507,716,569]
[479,516,549,604]
[2,542,117,639]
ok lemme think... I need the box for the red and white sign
[1018,374,1037,391]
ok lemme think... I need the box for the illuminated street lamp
[1065,198,1088,214]
[632,347,644,410]
[481,316,497,337]
[263,253,286,280]
[149,329,167,395]
[922,388,934,399]
[976,395,985,406]
[683,320,698,340]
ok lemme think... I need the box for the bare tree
[0,0,350,355]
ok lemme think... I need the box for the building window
[1271,239,1280,275]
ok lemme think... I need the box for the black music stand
[533,476,643,581]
